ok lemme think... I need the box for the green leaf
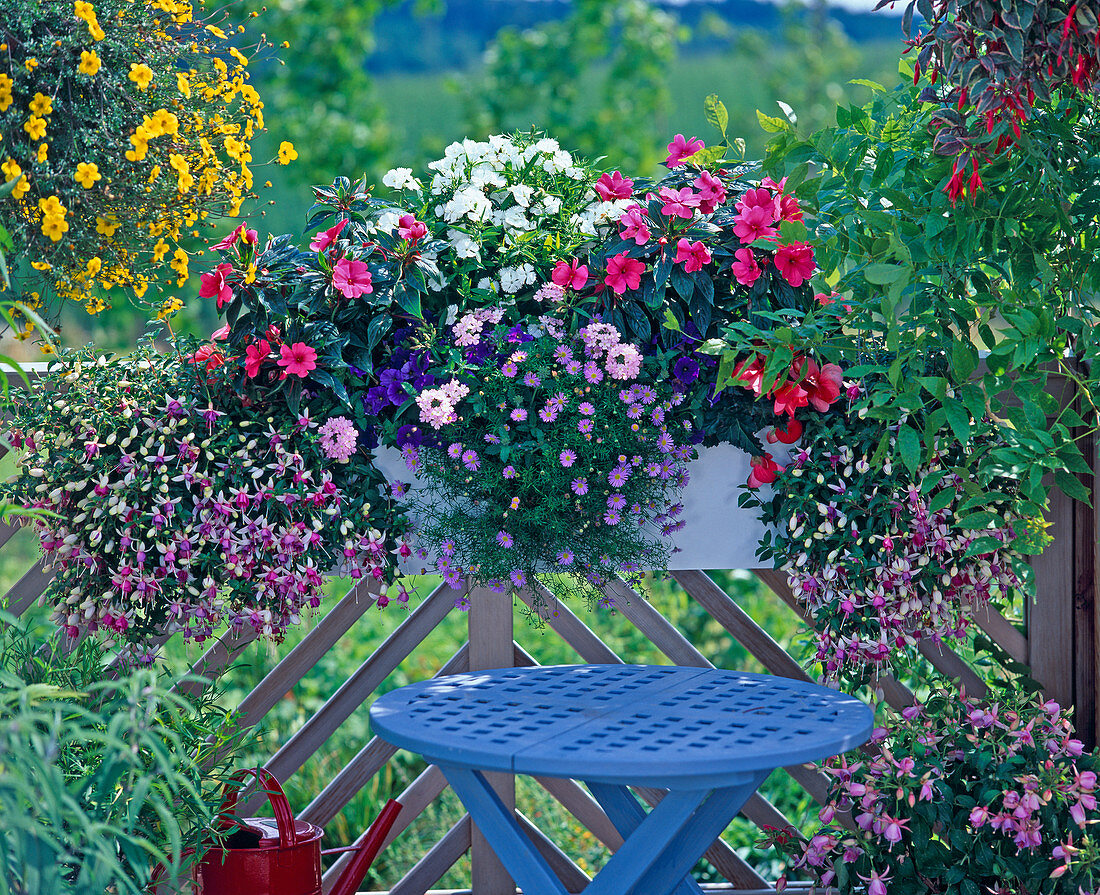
[756,110,788,133]
[661,307,680,332]
[863,262,907,285]
[897,425,921,472]
[1055,469,1091,504]
[849,78,886,93]
[943,399,971,443]
[703,94,729,137]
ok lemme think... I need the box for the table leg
[585,783,703,895]
[625,773,768,895]
[438,764,569,895]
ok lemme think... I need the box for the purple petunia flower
[673,356,700,385]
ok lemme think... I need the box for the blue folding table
[370,664,873,895]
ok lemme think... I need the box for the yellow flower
[133,277,149,298]
[74,161,101,188]
[156,296,183,319]
[74,1,96,22]
[170,247,188,282]
[152,108,178,134]
[177,169,194,193]
[29,93,53,116]
[24,116,47,141]
[11,176,28,200]
[147,164,160,182]
[176,72,191,98]
[128,63,153,90]
[0,74,12,111]
[151,238,169,262]
[24,58,37,72]
[125,131,149,162]
[205,24,227,38]
[96,215,120,238]
[38,195,65,218]
[39,342,56,355]
[168,152,188,173]
[244,263,256,284]
[3,158,22,183]
[36,143,47,164]
[230,47,248,67]
[41,216,69,242]
[31,261,51,271]
[85,256,102,277]
[78,50,101,76]
[89,22,105,40]
[277,141,297,164]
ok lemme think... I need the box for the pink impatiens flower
[309,218,349,252]
[277,342,318,378]
[618,205,652,245]
[731,248,761,286]
[736,186,780,219]
[244,339,271,378]
[694,170,727,213]
[594,170,634,200]
[733,205,779,244]
[664,133,704,167]
[552,259,589,290]
[199,262,234,309]
[658,186,701,219]
[397,214,428,244]
[603,252,645,295]
[774,241,815,287]
[674,238,711,273]
[213,222,258,251]
[332,257,373,298]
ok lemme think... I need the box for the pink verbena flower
[605,343,642,380]
[318,416,358,463]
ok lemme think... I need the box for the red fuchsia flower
[664,133,704,167]
[618,205,652,245]
[211,323,230,341]
[747,452,785,489]
[213,222,259,251]
[332,257,373,298]
[277,342,318,378]
[694,170,727,213]
[733,205,779,244]
[767,418,803,444]
[658,186,701,219]
[604,252,645,294]
[189,344,224,372]
[397,214,428,244]
[244,339,271,378]
[552,258,589,290]
[309,218,349,252]
[674,238,711,273]
[772,378,810,417]
[731,248,762,286]
[594,170,634,200]
[199,262,234,309]
[798,357,844,411]
[774,241,815,287]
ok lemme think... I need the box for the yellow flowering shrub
[0,0,283,322]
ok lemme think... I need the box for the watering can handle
[215,767,298,848]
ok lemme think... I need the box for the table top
[370,665,874,787]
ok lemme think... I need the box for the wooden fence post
[468,586,516,895]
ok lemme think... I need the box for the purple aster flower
[579,402,595,416]
[557,550,574,566]
[496,530,514,548]
[559,449,577,467]
[566,360,583,375]
[454,594,471,611]
[447,442,464,459]
[603,509,621,526]
[502,465,517,479]
[578,419,594,434]
[627,403,644,419]
[584,361,604,384]
[651,407,666,425]
[645,462,661,477]
[550,392,568,411]
[539,406,559,422]
[511,408,528,422]
[553,345,573,364]
[607,493,626,510]
[608,465,630,487]
[657,431,674,453]
[441,539,456,556]
[484,432,501,444]
[571,477,588,496]
[390,480,409,497]
[501,361,518,378]
[639,385,657,405]
[510,569,527,588]
[523,372,541,387]
[462,449,480,471]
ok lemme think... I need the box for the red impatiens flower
[332,257,373,299]
[213,222,258,252]
[731,248,762,286]
[594,170,634,201]
[774,242,815,287]
[674,238,711,273]
[199,262,234,309]
[603,252,645,295]
[309,218,349,253]
[552,259,589,290]
[664,133,704,168]
[397,214,428,244]
[244,339,271,378]
[767,418,804,445]
[189,344,224,372]
[277,342,318,378]
[772,378,810,417]
[732,354,766,396]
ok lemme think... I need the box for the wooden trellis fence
[1,364,1096,894]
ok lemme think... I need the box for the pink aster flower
[659,186,701,220]
[604,252,645,294]
[244,339,271,378]
[594,170,634,200]
[731,248,761,286]
[309,218,349,252]
[733,205,779,244]
[332,257,373,298]
[774,242,815,287]
[618,205,652,245]
[397,214,428,243]
[277,342,318,378]
[664,133,704,167]
[199,262,234,309]
[674,238,712,273]
[552,258,589,290]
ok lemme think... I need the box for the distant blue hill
[367,0,905,74]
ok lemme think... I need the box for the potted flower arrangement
[195,127,848,603]
[3,339,403,647]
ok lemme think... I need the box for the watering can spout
[327,799,403,895]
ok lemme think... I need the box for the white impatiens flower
[509,184,534,207]
[375,210,402,234]
[447,229,481,260]
[382,167,422,191]
[503,206,533,231]
[498,263,536,294]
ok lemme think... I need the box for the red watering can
[192,767,402,895]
